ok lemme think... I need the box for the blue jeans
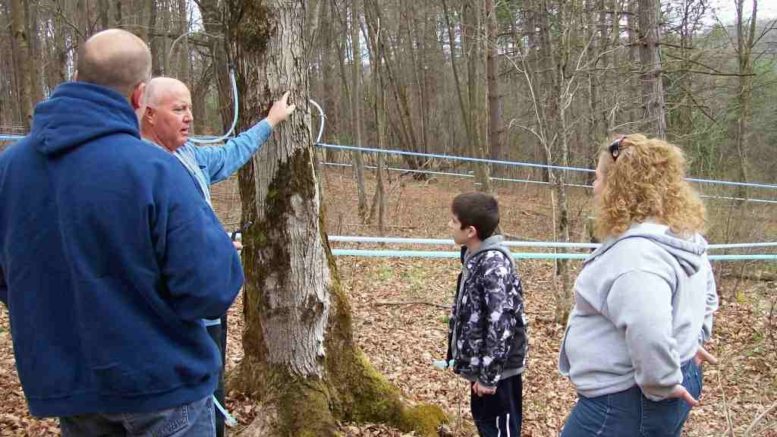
[561,360,702,437]
[60,396,214,436]
[206,314,228,437]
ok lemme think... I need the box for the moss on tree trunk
[226,1,446,435]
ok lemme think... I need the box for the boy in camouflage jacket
[446,192,527,436]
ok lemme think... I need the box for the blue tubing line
[330,236,777,250]
[317,143,777,190]
[3,133,776,192]
[318,143,595,173]
[331,248,777,261]
[329,235,599,249]
[323,161,777,204]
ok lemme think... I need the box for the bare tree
[733,0,759,193]
[485,0,503,163]
[350,0,369,222]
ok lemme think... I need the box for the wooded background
[2,0,776,185]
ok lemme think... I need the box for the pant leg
[207,319,226,437]
[640,360,703,437]
[470,375,522,437]
[560,387,642,437]
[676,359,702,432]
[124,395,214,437]
[60,415,127,437]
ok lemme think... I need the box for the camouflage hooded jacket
[447,235,528,387]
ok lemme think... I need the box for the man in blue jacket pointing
[139,76,294,436]
[0,29,243,436]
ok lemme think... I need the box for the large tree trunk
[637,0,667,138]
[228,1,445,435]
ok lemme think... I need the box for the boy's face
[448,214,477,245]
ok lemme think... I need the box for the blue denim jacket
[174,119,274,207]
[148,120,274,327]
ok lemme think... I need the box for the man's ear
[142,105,156,126]
[130,82,146,110]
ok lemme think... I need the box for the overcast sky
[709,0,777,24]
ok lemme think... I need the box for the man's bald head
[76,29,152,98]
[143,77,190,108]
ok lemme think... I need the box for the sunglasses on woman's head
[609,136,625,161]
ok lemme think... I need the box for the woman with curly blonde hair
[558,135,719,436]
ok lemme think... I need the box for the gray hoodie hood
[587,222,708,277]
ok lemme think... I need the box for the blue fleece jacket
[0,82,244,417]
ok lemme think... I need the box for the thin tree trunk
[98,0,110,29]
[586,0,611,182]
[197,0,233,132]
[350,0,369,222]
[463,0,490,191]
[9,0,33,129]
[733,0,757,198]
[441,0,473,148]
[485,0,502,164]
[637,0,667,138]
[534,0,573,323]
[26,0,42,103]
[367,1,425,174]
[319,0,336,170]
[365,5,386,232]
[626,0,642,125]
[228,1,444,435]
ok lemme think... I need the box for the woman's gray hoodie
[559,222,718,401]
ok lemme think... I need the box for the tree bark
[485,0,502,163]
[197,0,233,133]
[350,0,369,222]
[637,0,667,138]
[441,0,473,149]
[463,0,490,191]
[365,5,386,232]
[9,0,34,129]
[228,1,445,435]
[733,0,757,198]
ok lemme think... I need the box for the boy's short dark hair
[451,192,500,240]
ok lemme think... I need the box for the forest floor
[1,167,775,436]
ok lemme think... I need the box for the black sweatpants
[470,374,522,437]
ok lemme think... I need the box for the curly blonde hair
[594,134,706,239]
